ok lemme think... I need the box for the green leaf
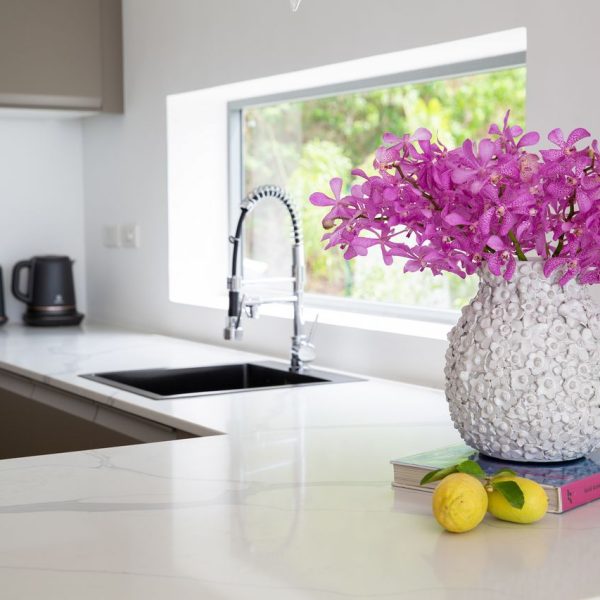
[420,465,459,486]
[492,480,525,509]
[491,468,517,479]
[456,460,486,479]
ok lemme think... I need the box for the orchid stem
[393,164,440,210]
[508,231,527,261]
[553,238,565,257]
[552,195,576,257]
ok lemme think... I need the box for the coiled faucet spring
[224,185,315,373]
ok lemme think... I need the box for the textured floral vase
[445,260,600,462]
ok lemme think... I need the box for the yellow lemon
[432,473,488,533]
[487,476,548,524]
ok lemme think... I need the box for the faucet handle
[244,296,261,319]
[245,303,260,319]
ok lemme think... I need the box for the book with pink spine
[391,444,600,513]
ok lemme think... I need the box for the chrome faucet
[224,185,315,373]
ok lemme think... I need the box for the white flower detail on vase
[564,377,581,396]
[589,317,600,338]
[580,382,596,400]
[559,299,587,323]
[568,345,589,363]
[581,328,598,350]
[499,323,512,337]
[446,260,600,462]
[526,351,547,376]
[494,387,514,408]
[511,368,533,391]
[505,302,523,320]
[493,287,511,304]
[538,373,561,398]
[509,351,525,369]
[545,337,561,357]
[469,373,489,397]
[549,321,568,340]
[491,306,504,319]
[529,323,549,348]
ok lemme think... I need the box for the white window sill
[302,305,454,341]
[177,294,453,342]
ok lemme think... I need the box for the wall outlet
[102,225,120,248]
[120,224,141,248]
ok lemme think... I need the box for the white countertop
[0,324,598,599]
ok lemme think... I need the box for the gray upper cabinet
[0,0,123,113]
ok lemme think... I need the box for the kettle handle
[12,260,32,303]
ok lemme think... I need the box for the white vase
[445,259,600,462]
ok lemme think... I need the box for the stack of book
[391,444,600,513]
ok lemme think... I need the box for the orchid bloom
[309,111,600,285]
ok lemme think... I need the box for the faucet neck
[224,186,315,372]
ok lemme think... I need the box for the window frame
[227,51,526,325]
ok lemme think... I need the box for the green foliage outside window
[243,67,526,311]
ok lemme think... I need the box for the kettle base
[23,311,84,327]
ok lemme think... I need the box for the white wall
[0,118,86,322]
[82,0,600,387]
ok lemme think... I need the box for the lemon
[487,476,548,524]
[432,472,488,533]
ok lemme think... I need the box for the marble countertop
[0,324,598,599]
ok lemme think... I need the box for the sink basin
[81,361,362,400]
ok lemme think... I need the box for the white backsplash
[0,117,86,322]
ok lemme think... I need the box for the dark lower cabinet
[0,387,196,460]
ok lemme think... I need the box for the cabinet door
[0,0,103,110]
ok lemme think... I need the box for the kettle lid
[34,255,73,262]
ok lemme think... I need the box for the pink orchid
[309,177,356,229]
[486,235,517,280]
[450,138,497,190]
[374,128,432,166]
[308,112,600,286]
[540,127,590,162]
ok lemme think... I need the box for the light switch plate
[121,224,141,248]
[102,225,120,248]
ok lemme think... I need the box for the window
[230,63,526,319]
[167,29,526,315]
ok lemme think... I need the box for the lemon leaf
[491,468,517,479]
[456,460,486,479]
[420,465,459,485]
[493,480,525,509]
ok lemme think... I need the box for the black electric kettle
[12,256,84,326]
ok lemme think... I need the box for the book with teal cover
[391,444,600,513]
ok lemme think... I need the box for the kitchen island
[0,324,597,599]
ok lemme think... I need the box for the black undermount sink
[81,361,362,400]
